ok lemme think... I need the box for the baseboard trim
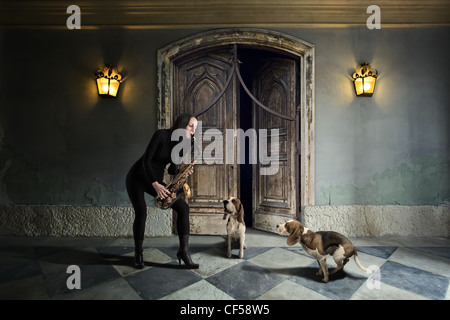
[1,205,448,237]
[0,205,172,237]
[303,205,450,237]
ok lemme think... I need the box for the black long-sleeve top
[137,129,178,186]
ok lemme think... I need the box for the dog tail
[353,249,369,273]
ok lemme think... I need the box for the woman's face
[185,117,198,138]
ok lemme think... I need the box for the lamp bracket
[96,64,122,82]
[352,63,378,80]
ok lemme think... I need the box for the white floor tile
[160,279,234,300]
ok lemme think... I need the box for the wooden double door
[172,46,298,234]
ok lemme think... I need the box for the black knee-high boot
[134,239,144,269]
[177,235,199,269]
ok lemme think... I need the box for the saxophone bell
[183,183,191,198]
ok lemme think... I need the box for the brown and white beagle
[277,220,369,282]
[223,197,247,258]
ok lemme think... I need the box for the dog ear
[236,200,244,224]
[287,224,301,246]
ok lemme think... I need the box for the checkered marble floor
[1,229,449,300]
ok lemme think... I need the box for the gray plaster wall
[291,28,450,206]
[0,27,449,236]
[0,28,201,206]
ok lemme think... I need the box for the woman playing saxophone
[126,114,198,269]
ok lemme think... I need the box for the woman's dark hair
[169,113,197,156]
[169,113,196,133]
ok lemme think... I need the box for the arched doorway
[157,28,315,234]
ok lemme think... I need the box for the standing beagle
[277,220,369,282]
[223,197,247,258]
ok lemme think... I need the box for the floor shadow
[144,261,185,269]
[29,247,181,269]
[242,263,363,283]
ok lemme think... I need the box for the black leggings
[126,167,190,242]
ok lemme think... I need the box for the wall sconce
[352,63,378,97]
[95,64,122,97]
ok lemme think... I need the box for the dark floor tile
[125,267,202,300]
[95,246,135,257]
[78,264,123,290]
[357,246,398,259]
[380,261,449,300]
[0,259,41,284]
[34,246,69,258]
[157,246,208,259]
[44,264,122,298]
[0,246,36,265]
[288,263,367,300]
[206,261,285,300]
[36,247,105,266]
[407,247,450,260]
[242,247,273,260]
[95,246,136,267]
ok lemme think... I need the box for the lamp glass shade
[363,76,376,95]
[108,79,120,97]
[96,77,110,95]
[354,76,376,97]
[354,78,364,96]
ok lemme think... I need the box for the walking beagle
[277,220,369,282]
[223,197,247,258]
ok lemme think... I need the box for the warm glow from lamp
[352,63,378,97]
[108,79,120,97]
[95,64,122,97]
[96,77,109,95]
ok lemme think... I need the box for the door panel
[173,50,298,234]
[173,49,237,233]
[253,58,298,232]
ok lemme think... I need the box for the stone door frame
[157,28,315,216]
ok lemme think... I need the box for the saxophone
[156,160,196,209]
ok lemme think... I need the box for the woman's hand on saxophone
[152,181,171,199]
